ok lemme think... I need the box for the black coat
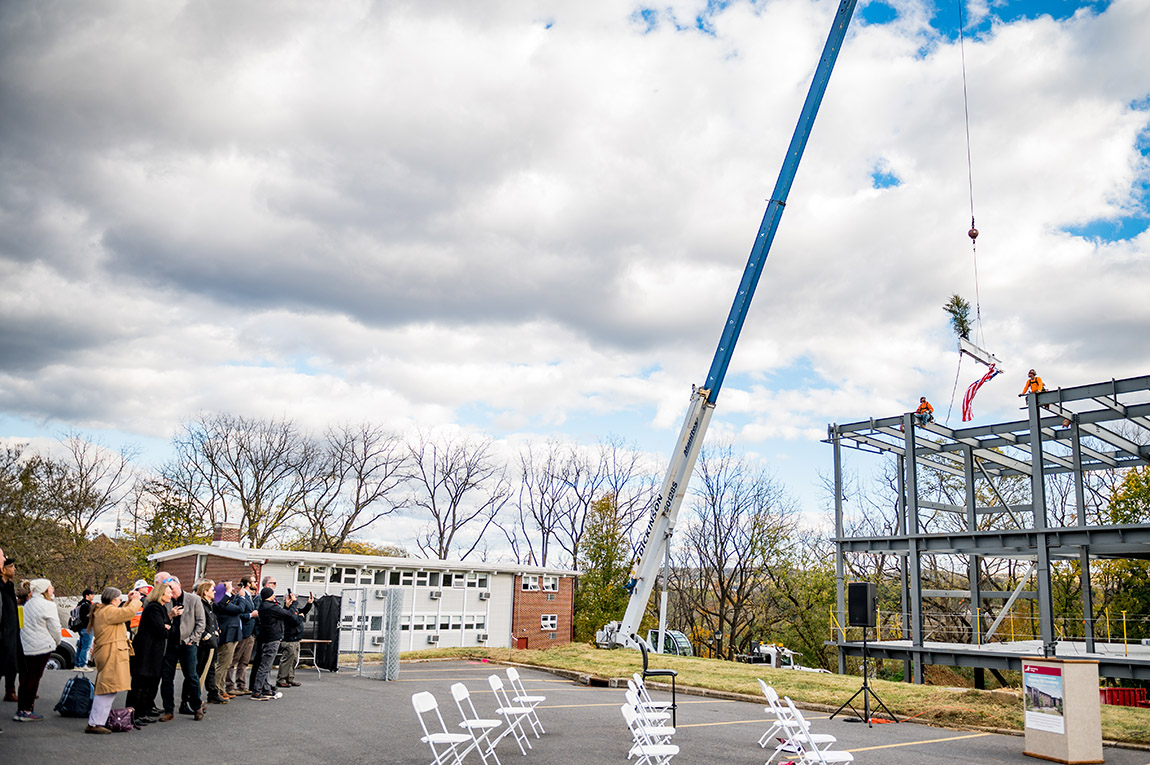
[133,601,171,678]
[0,579,21,676]
[215,594,246,645]
[257,599,301,644]
[283,601,313,643]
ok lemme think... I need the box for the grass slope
[399,644,1150,746]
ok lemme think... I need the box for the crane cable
[958,0,983,349]
[946,0,982,424]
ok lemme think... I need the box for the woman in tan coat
[85,586,143,734]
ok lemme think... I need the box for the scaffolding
[827,374,1150,682]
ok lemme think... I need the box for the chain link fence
[338,587,403,681]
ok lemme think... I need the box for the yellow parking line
[847,731,992,753]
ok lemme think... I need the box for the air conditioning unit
[1142,638,1150,647]
[429,590,442,600]
[373,589,388,599]
[372,635,385,645]
[427,634,440,644]
[478,591,491,601]
[477,633,489,642]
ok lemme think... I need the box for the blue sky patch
[1063,215,1150,243]
[929,0,1110,40]
[871,166,901,189]
[861,1,898,25]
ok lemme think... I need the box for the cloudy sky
[1,0,1147,540]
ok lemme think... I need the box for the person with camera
[159,575,206,721]
[212,580,245,702]
[250,587,302,701]
[226,576,259,696]
[276,590,314,688]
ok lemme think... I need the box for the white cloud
[1,0,1147,544]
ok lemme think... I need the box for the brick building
[149,523,577,651]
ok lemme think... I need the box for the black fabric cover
[313,595,341,672]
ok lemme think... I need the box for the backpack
[68,602,85,632]
[54,673,94,718]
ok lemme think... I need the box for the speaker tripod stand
[830,627,898,727]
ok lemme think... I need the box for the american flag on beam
[962,364,1001,422]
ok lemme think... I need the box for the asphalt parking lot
[2,660,1148,765]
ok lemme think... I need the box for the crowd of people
[0,544,314,735]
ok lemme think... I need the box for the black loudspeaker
[847,582,877,628]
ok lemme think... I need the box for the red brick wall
[160,555,197,590]
[204,557,261,588]
[512,575,575,649]
[158,553,261,590]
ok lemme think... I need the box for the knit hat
[259,587,274,600]
[213,582,228,603]
[29,578,51,595]
[82,588,95,597]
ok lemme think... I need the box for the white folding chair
[450,682,504,765]
[505,667,546,737]
[621,703,680,765]
[487,674,534,755]
[757,680,836,763]
[627,676,672,723]
[783,697,854,765]
[623,690,675,745]
[412,691,475,765]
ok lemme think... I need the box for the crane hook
[968,216,978,241]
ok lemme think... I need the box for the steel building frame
[827,374,1150,682]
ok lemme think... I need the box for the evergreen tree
[573,494,632,642]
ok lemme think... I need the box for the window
[442,573,454,587]
[400,571,413,586]
[545,593,555,601]
[549,632,557,640]
[521,575,540,591]
[540,614,558,631]
[388,571,400,586]
[440,615,451,630]
[428,572,440,587]
[370,616,383,631]
[541,575,559,592]
[464,616,475,630]
[330,567,361,585]
[412,615,426,631]
[475,616,485,630]
[451,615,462,630]
[452,573,466,588]
[195,555,207,582]
[416,571,429,587]
[297,566,328,583]
[359,569,374,585]
[374,570,389,585]
[400,616,410,631]
[466,573,488,588]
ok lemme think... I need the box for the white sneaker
[271,692,283,700]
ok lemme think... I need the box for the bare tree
[504,439,570,566]
[296,423,409,552]
[407,430,511,560]
[672,444,797,659]
[553,436,656,569]
[47,432,138,542]
[163,413,311,547]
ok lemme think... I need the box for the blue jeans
[75,629,93,667]
[160,642,201,713]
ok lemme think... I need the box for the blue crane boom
[598,0,859,651]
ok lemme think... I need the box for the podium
[1022,658,1102,764]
